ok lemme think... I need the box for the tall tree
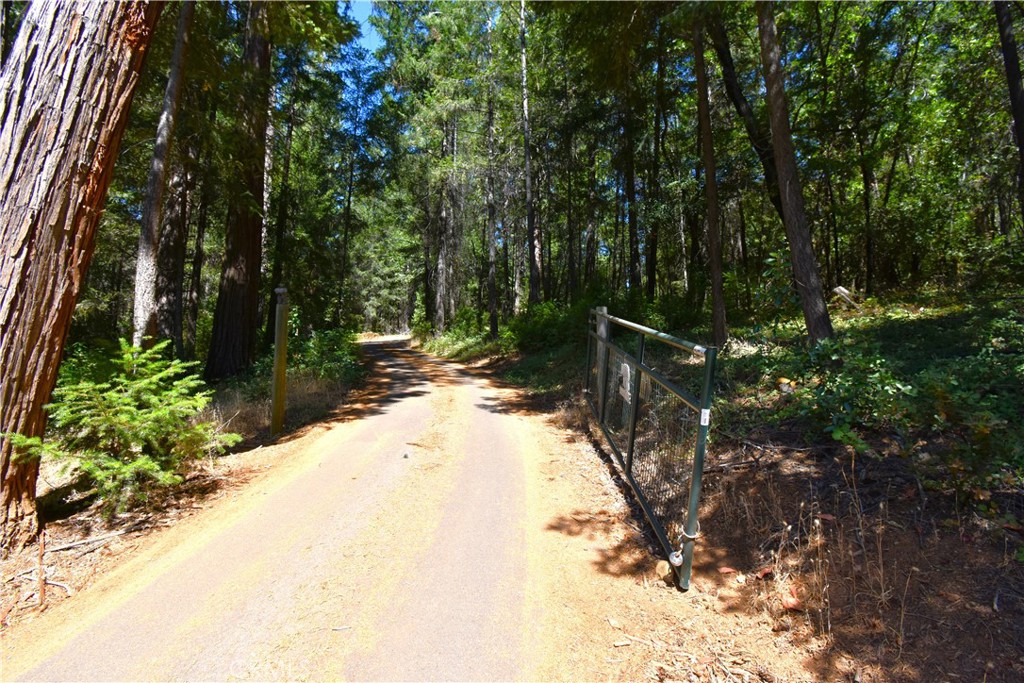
[707,8,785,224]
[205,0,271,380]
[0,0,162,551]
[994,0,1024,229]
[132,0,194,347]
[756,0,834,342]
[486,16,500,340]
[520,0,541,305]
[694,22,728,347]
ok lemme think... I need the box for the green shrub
[289,328,364,383]
[9,339,240,515]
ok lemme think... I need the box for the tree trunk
[695,24,728,348]
[994,1,1024,232]
[860,150,876,297]
[585,147,598,286]
[486,23,499,340]
[132,0,194,347]
[0,0,162,553]
[183,98,216,360]
[757,1,833,343]
[155,159,193,357]
[340,151,356,294]
[205,0,270,380]
[737,198,752,310]
[708,8,785,224]
[624,105,642,297]
[520,0,541,305]
[264,97,295,351]
[646,20,666,302]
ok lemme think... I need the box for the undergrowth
[423,295,1023,521]
[207,327,366,441]
[720,298,1024,511]
[10,340,239,515]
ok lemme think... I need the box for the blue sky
[350,1,382,54]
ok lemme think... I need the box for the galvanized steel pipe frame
[584,308,717,590]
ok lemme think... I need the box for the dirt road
[4,340,541,680]
[3,339,827,682]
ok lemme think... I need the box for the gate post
[595,306,609,418]
[270,287,288,437]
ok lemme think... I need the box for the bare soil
[2,340,1023,681]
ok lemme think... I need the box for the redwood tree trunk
[0,0,162,552]
[757,1,834,343]
[695,24,728,347]
[132,0,194,347]
[205,0,270,381]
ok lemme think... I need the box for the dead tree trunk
[0,0,162,553]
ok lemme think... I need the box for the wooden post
[596,305,609,419]
[270,287,288,437]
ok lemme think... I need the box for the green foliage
[509,301,592,353]
[289,328,365,383]
[797,338,915,452]
[15,340,239,515]
[722,299,1024,503]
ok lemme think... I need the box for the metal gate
[584,307,717,590]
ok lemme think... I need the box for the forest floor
[2,337,1023,681]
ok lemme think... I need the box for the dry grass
[202,370,356,444]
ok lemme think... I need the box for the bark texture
[756,1,834,343]
[205,0,270,380]
[520,0,541,305]
[695,24,728,348]
[132,0,193,347]
[0,0,162,552]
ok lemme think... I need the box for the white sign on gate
[618,361,631,401]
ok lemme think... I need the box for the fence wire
[584,308,716,590]
[630,379,700,545]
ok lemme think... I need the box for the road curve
[5,340,535,682]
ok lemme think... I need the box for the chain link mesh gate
[584,307,717,590]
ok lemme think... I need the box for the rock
[655,560,674,584]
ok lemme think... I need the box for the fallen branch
[742,440,822,453]
[704,459,760,473]
[624,633,659,648]
[45,523,147,554]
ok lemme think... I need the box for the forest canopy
[58,0,1024,357]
